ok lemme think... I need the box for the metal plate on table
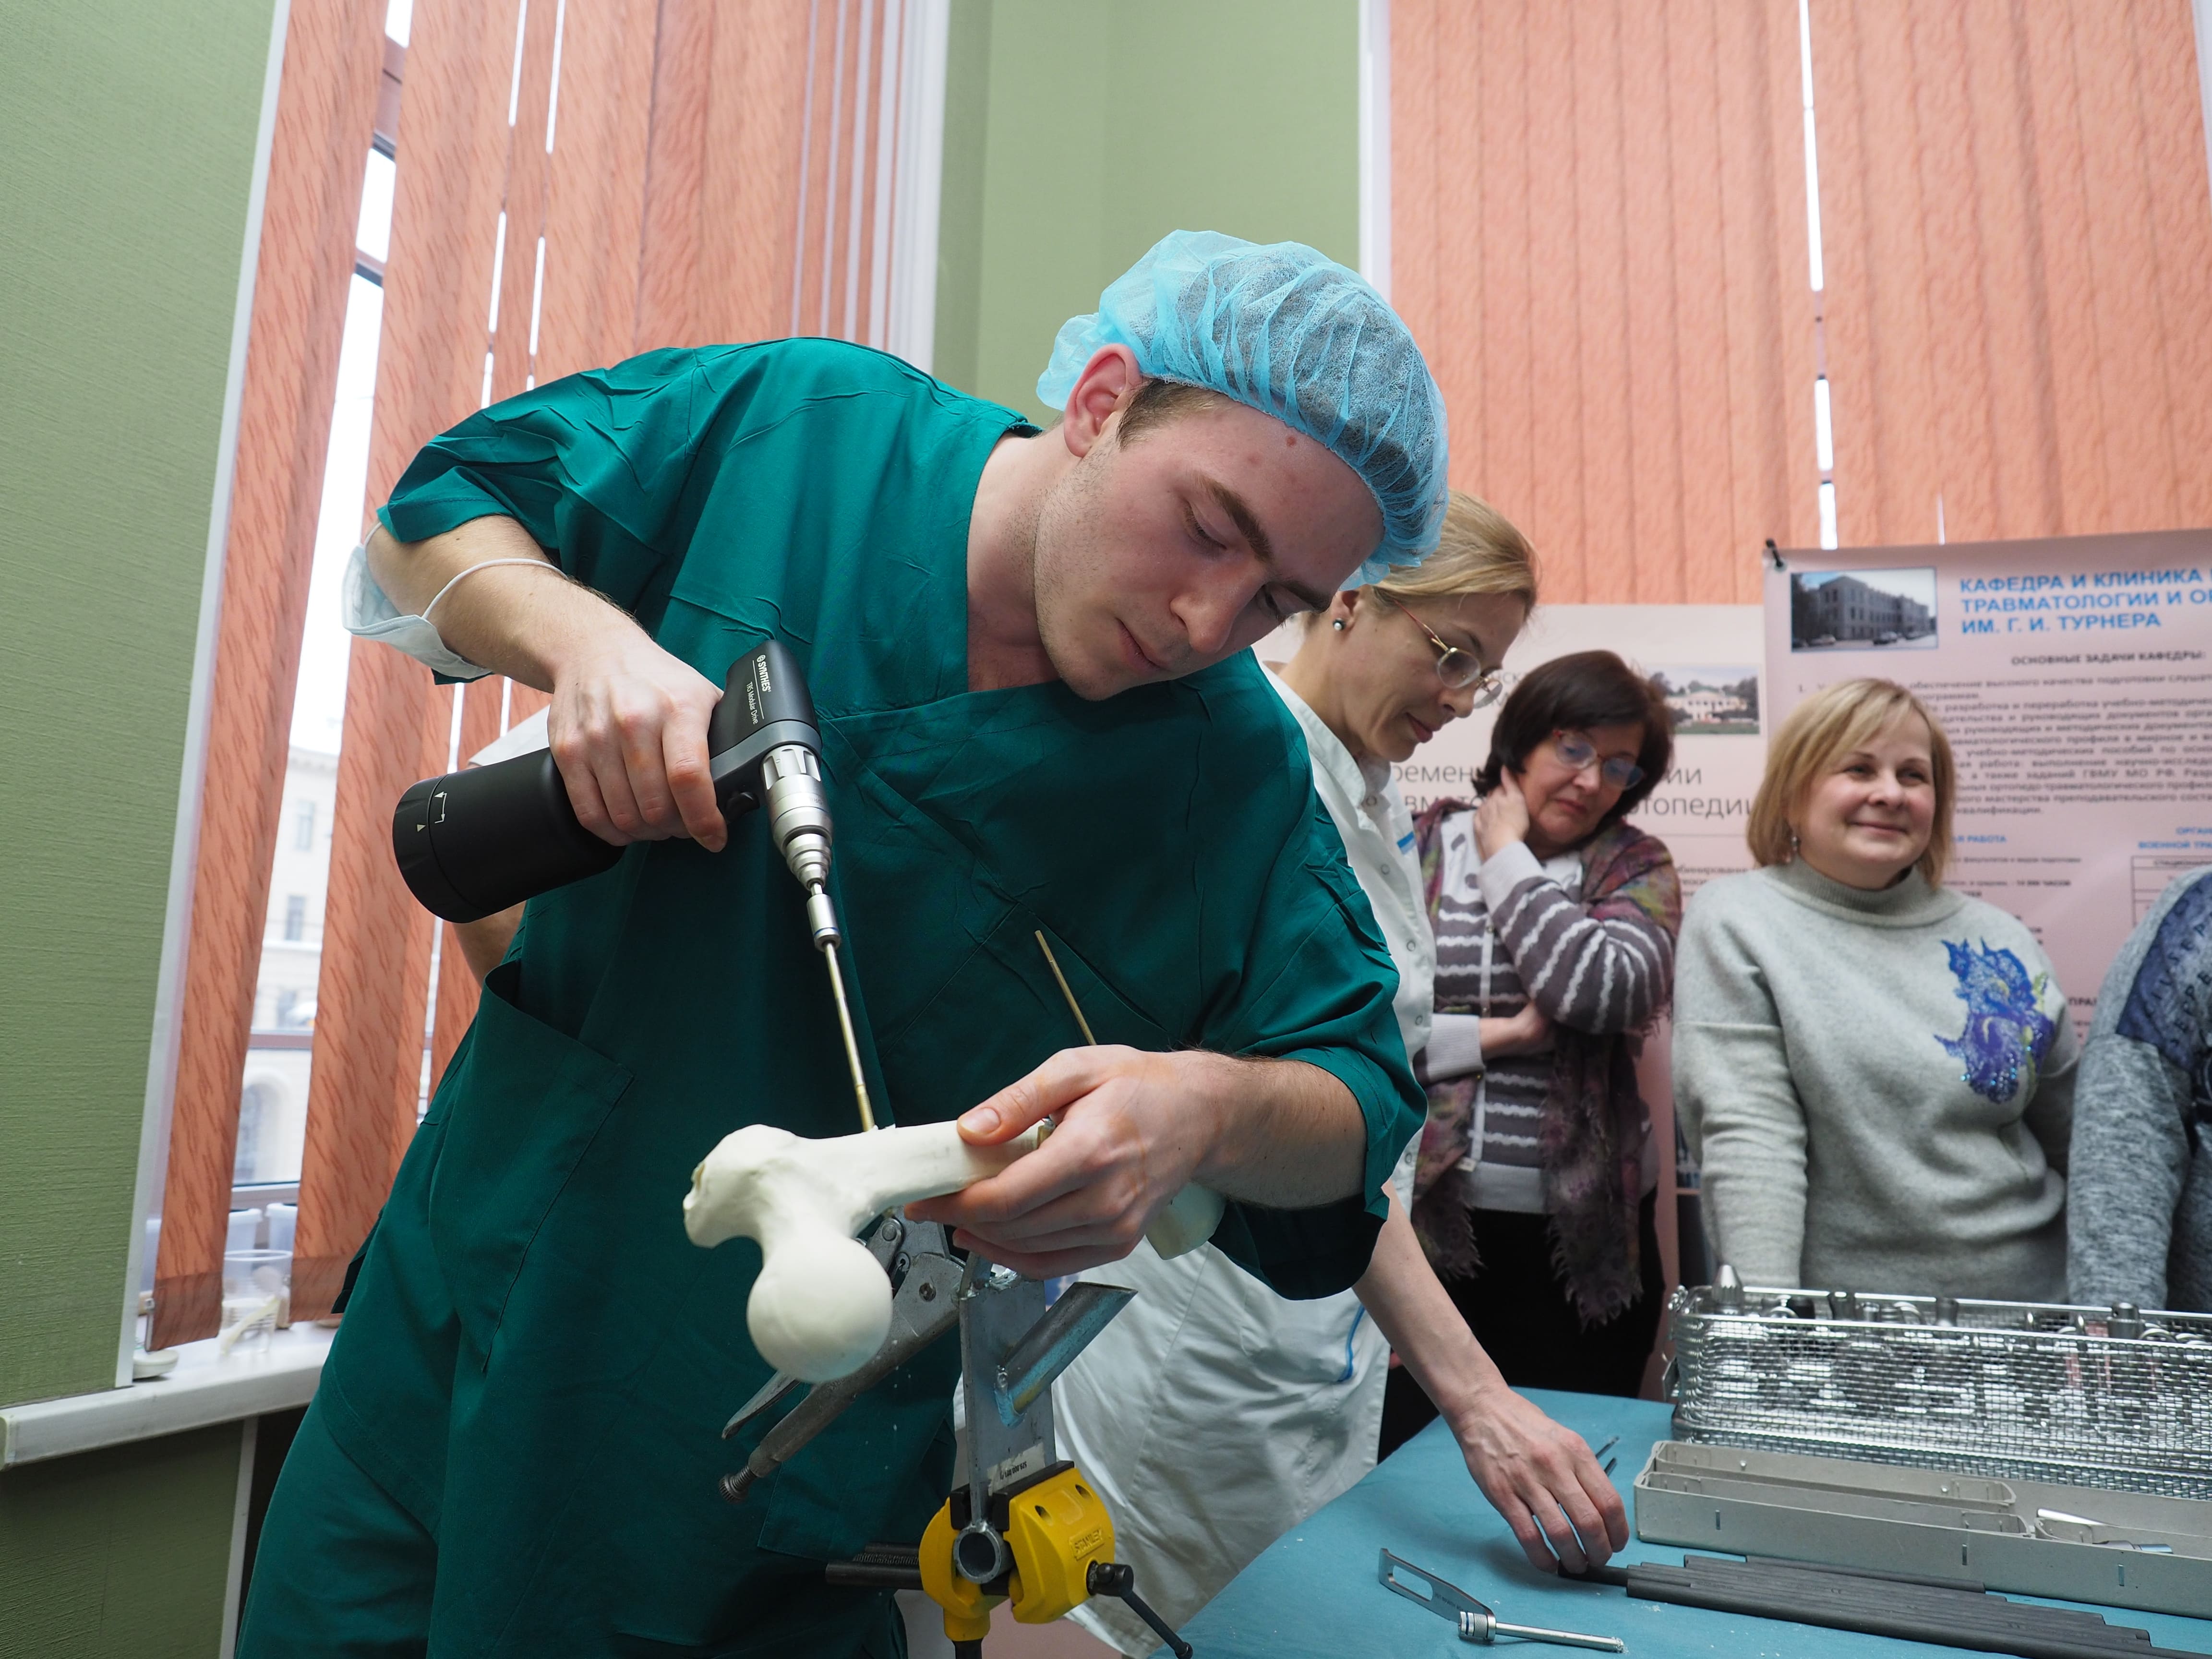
[1634,1439,2212,1620]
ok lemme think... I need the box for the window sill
[1,1323,333,1467]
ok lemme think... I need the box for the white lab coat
[1053,667,1434,1654]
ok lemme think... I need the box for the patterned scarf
[1408,799,1682,1326]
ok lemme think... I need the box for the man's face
[1030,400,1385,700]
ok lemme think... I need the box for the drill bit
[817,900,876,1133]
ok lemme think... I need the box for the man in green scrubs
[241,232,1444,1657]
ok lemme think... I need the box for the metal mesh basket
[1666,1285,2212,1500]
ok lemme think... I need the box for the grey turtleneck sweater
[1674,857,2077,1301]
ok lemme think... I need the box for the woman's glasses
[1372,591,1505,707]
[1551,730,1644,790]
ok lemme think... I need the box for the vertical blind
[1809,0,2212,547]
[150,0,392,1353]
[1391,0,1823,604]
[1393,0,2212,599]
[291,0,915,1322]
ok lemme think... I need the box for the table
[1172,1389,2212,1657]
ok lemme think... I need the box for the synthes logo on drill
[745,653,772,728]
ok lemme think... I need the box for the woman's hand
[1446,1382,1627,1575]
[1475,770,1532,861]
[1479,1001,1552,1058]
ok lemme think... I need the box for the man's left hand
[905,1046,1222,1278]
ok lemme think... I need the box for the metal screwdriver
[1457,1606,1625,1651]
[1381,1550,1625,1653]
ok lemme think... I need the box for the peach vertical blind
[1391,0,1822,605]
[148,0,392,1353]
[291,0,914,1321]
[1808,0,2212,547]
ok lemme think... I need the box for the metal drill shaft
[818,925,876,1133]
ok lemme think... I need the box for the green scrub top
[294,340,1421,1654]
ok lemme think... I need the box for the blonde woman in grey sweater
[1675,679,2077,1300]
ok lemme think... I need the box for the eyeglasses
[1551,730,1644,790]
[1372,591,1505,708]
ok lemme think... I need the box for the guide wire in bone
[820,928,876,1132]
[1036,930,1098,1045]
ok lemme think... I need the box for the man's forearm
[365,518,640,691]
[366,518,729,847]
[1192,1053,1369,1207]
[1357,1196,1506,1430]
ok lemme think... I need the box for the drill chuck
[761,743,835,907]
[803,886,841,949]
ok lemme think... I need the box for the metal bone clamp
[719,1214,960,1503]
[718,1219,1189,1656]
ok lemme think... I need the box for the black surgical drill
[391,639,875,1127]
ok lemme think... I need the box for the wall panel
[0,0,286,1402]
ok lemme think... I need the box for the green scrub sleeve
[375,348,739,613]
[1208,1044,1419,1300]
[1201,823,1427,1300]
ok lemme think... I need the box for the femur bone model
[684,1121,1226,1382]
[683,1121,1042,1381]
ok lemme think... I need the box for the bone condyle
[683,1121,1044,1382]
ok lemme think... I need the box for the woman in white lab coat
[1052,495,1627,1656]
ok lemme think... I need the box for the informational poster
[1766,529,2212,1027]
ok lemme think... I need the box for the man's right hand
[549,632,727,850]
[364,517,729,851]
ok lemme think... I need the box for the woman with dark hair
[1382,650,1681,1452]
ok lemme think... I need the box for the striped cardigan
[1411,802,1682,1322]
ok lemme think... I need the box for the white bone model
[684,1121,1223,1382]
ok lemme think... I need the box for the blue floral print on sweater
[1937,938,2057,1103]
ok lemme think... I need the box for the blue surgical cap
[1036,230,1448,580]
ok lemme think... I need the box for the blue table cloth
[1171,1389,2212,1657]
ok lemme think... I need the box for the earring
[1789,827,1801,855]
[1332,618,1346,632]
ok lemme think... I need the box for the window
[295,799,316,851]
[283,894,306,942]
[234,1082,277,1183]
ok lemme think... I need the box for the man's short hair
[1113,377,1238,447]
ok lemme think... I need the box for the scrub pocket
[427,962,633,1364]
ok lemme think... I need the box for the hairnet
[1036,230,1448,580]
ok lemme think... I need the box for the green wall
[0,1427,244,1659]
[933,0,1362,423]
[0,0,276,1407]
[0,0,277,1653]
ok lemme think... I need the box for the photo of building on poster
[1789,565,1938,650]
[1652,666,1759,734]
